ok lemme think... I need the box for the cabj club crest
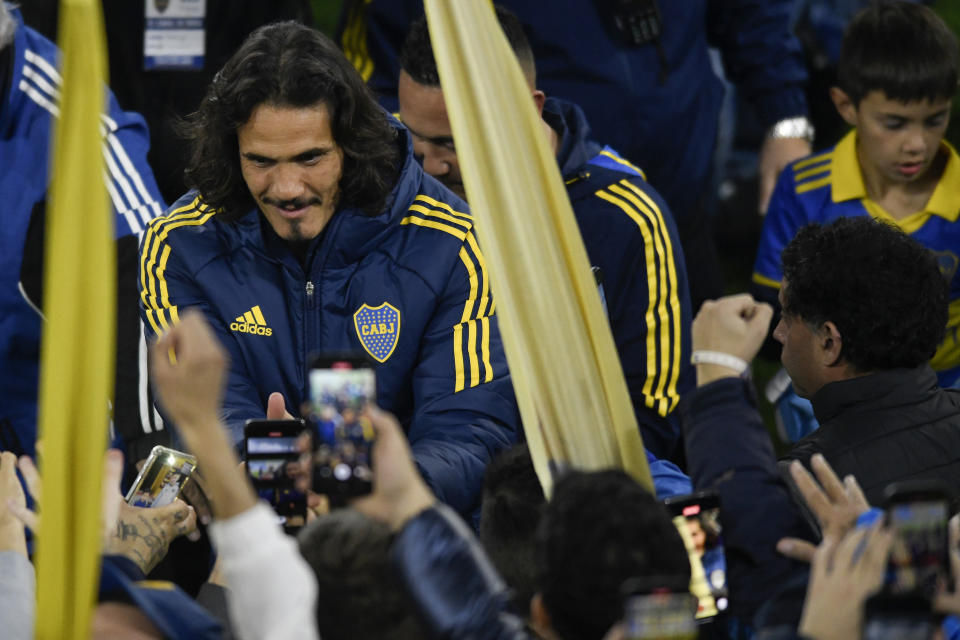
[154,0,170,13]
[354,302,401,363]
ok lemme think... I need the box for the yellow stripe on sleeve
[400,215,467,240]
[459,246,479,323]
[453,323,465,392]
[465,231,490,317]
[407,204,472,229]
[481,316,493,382]
[468,319,480,387]
[618,180,684,413]
[596,188,663,413]
[796,175,832,194]
[793,151,832,170]
[415,193,473,221]
[599,150,647,180]
[609,183,673,415]
[751,272,782,289]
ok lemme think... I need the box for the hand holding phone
[125,446,197,508]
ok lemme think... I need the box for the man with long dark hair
[138,21,519,518]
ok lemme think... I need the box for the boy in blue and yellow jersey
[397,9,693,462]
[753,1,960,386]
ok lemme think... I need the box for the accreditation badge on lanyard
[143,0,206,70]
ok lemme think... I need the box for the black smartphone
[862,593,936,640]
[244,418,308,533]
[662,491,728,621]
[883,480,953,599]
[307,352,376,500]
[621,576,698,640]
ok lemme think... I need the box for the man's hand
[267,392,295,421]
[104,500,197,574]
[777,455,871,563]
[798,523,892,640]
[352,407,435,531]
[758,136,811,215]
[150,310,228,434]
[0,451,28,557]
[692,294,773,385]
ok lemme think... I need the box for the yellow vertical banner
[422,0,652,495]
[34,0,113,637]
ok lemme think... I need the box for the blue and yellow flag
[422,0,652,495]
[34,0,114,637]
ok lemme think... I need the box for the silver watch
[767,116,815,144]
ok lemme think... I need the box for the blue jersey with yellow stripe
[754,129,960,385]
[546,98,694,461]
[138,123,519,518]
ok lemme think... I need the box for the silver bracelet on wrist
[690,350,749,375]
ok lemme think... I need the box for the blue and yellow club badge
[353,302,401,363]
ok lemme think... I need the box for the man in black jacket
[774,216,960,505]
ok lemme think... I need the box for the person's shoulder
[570,165,678,239]
[144,193,228,249]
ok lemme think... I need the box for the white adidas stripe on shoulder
[20,49,162,233]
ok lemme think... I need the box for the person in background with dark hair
[138,21,519,519]
[398,8,694,462]
[776,216,960,505]
[297,509,425,640]
[754,1,960,388]
[531,470,691,640]
[340,0,813,312]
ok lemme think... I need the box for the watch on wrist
[767,116,815,144]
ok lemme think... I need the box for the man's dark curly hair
[400,6,536,88]
[535,470,690,640]
[781,216,948,373]
[298,508,424,640]
[180,21,401,219]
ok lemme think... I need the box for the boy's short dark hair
[781,216,948,374]
[479,444,546,611]
[838,1,959,106]
[298,509,424,640]
[400,5,536,87]
[535,470,690,640]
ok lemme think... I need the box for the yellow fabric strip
[459,246,479,323]
[481,316,493,382]
[425,0,652,494]
[794,162,831,182]
[467,318,480,387]
[35,0,113,636]
[465,231,490,317]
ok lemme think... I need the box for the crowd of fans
[2,0,960,638]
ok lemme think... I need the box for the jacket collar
[831,129,960,223]
[227,116,426,269]
[542,96,602,178]
[810,365,940,424]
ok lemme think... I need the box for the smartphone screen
[623,591,698,640]
[308,353,376,499]
[244,419,308,532]
[886,498,950,597]
[863,594,936,640]
[125,446,196,508]
[662,492,728,621]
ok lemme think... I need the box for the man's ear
[532,89,547,116]
[530,593,557,639]
[818,321,844,367]
[830,87,859,127]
